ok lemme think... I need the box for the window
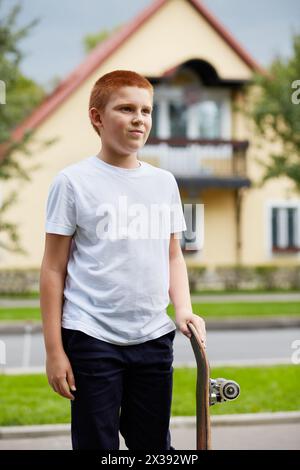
[271,206,300,252]
[152,85,230,140]
[149,102,158,138]
[195,100,221,138]
[169,101,188,138]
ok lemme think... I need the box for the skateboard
[188,323,240,450]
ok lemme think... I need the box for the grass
[0,301,299,322]
[168,302,300,318]
[0,308,41,321]
[0,365,299,426]
[173,364,300,416]
[0,292,40,299]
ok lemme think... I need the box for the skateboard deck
[188,322,211,450]
[188,322,240,450]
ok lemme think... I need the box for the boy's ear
[89,107,102,130]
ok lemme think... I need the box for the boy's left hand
[175,311,206,347]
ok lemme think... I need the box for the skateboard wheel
[220,381,240,401]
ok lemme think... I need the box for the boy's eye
[121,107,151,113]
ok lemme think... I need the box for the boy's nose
[132,119,143,125]
[132,114,143,123]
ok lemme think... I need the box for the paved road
[0,422,299,450]
[0,328,299,370]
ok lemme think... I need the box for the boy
[40,70,206,450]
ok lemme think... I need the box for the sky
[2,0,300,90]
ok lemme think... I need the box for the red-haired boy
[40,70,206,450]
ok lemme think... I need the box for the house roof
[11,0,266,141]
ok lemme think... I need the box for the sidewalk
[0,413,300,450]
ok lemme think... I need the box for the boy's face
[90,86,153,156]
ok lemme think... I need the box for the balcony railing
[139,138,249,178]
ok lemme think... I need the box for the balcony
[139,138,251,189]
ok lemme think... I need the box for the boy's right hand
[46,351,77,401]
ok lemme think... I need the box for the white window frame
[265,200,300,259]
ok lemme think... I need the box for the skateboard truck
[209,378,240,406]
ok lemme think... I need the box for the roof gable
[12,0,265,141]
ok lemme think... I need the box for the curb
[171,412,300,428]
[0,424,70,439]
[0,322,41,334]
[1,412,300,439]
[0,358,294,375]
[210,411,300,426]
[0,316,300,334]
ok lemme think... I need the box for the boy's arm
[168,233,206,345]
[40,233,76,399]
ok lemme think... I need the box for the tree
[83,24,123,53]
[244,33,300,191]
[0,1,47,255]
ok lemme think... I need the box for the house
[1,0,299,290]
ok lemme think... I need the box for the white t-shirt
[45,155,187,345]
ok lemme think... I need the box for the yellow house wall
[181,189,237,268]
[109,0,254,81]
[202,190,237,267]
[241,146,300,266]
[233,87,300,266]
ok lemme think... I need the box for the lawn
[0,308,41,321]
[0,365,298,426]
[0,302,299,322]
[169,302,300,318]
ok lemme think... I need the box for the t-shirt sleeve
[170,175,187,234]
[45,172,77,236]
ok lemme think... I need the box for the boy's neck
[96,152,141,169]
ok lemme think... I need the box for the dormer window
[150,84,230,140]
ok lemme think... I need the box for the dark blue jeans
[61,327,176,450]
